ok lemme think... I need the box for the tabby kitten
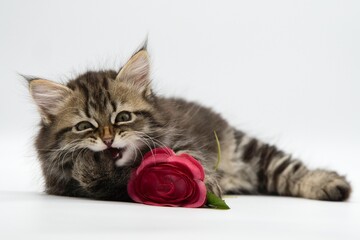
[29,45,351,202]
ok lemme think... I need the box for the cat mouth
[105,147,125,160]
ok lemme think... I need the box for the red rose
[127,147,207,208]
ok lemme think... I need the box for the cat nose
[102,126,114,147]
[103,138,113,147]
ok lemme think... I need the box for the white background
[1,1,359,239]
[0,0,360,240]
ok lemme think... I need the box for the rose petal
[136,148,175,174]
[141,167,190,202]
[127,147,207,208]
[127,171,143,203]
[141,201,182,207]
[168,155,205,180]
[182,179,207,208]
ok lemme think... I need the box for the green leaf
[213,130,222,171]
[206,191,230,210]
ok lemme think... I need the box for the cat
[28,44,351,202]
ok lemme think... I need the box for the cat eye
[115,111,132,123]
[75,121,95,131]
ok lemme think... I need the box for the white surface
[0,0,359,239]
[1,191,359,240]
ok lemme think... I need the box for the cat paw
[205,175,222,198]
[72,151,115,187]
[299,170,351,201]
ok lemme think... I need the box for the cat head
[29,48,165,167]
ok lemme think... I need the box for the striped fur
[29,48,351,202]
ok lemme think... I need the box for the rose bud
[127,147,207,208]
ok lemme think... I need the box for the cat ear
[29,79,72,123]
[115,48,151,95]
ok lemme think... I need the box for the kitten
[28,45,351,202]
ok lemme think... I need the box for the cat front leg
[72,151,131,201]
[43,170,89,198]
[237,136,351,201]
[293,169,351,201]
[258,154,351,201]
